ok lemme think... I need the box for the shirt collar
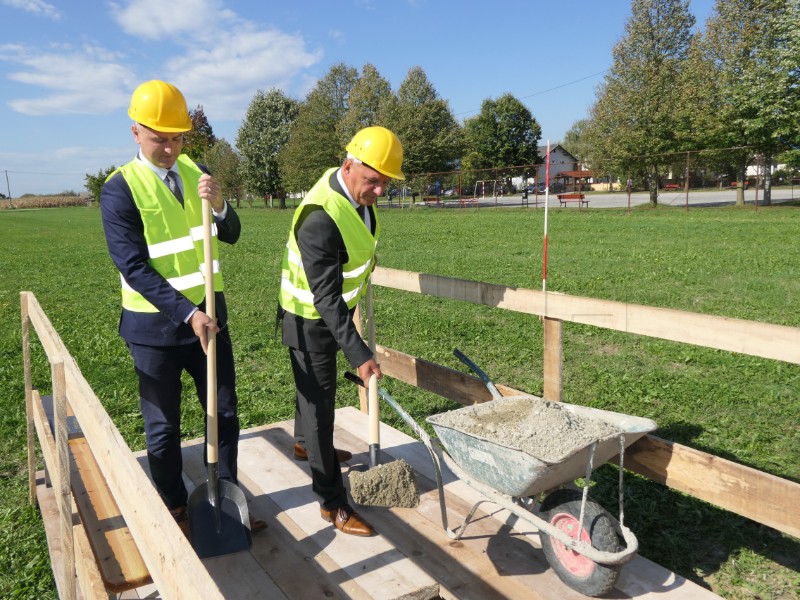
[137,151,176,179]
[336,168,359,209]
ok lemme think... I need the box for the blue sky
[0,0,716,196]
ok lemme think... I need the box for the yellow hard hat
[346,126,405,180]
[128,80,192,132]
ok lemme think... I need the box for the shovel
[344,372,420,508]
[188,193,252,558]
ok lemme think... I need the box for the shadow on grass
[590,464,800,594]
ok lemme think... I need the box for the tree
[381,66,462,192]
[85,165,118,203]
[463,94,541,170]
[279,64,359,195]
[183,105,217,162]
[584,0,696,205]
[699,0,800,205]
[338,64,394,148]
[562,119,592,171]
[204,139,242,206]
[236,88,300,207]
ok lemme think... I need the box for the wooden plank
[21,292,37,505]
[69,438,152,591]
[53,360,76,600]
[35,472,72,600]
[370,268,800,365]
[542,317,563,402]
[37,394,152,593]
[73,523,110,600]
[234,423,440,600]
[335,407,722,600]
[625,436,800,539]
[23,292,224,600]
[374,345,500,405]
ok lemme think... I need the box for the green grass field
[1,204,798,599]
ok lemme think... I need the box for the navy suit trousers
[128,327,239,509]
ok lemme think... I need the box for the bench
[662,183,682,191]
[557,193,589,208]
[422,196,441,206]
[730,181,750,189]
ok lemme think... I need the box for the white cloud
[0,1,323,124]
[1,43,136,115]
[165,27,322,120]
[329,30,346,44]
[110,0,234,42]
[2,0,60,20]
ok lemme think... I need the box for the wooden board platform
[37,408,722,599]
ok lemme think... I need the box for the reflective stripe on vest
[279,168,378,319]
[113,155,224,313]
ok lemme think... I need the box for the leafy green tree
[381,66,462,194]
[183,105,217,162]
[279,63,359,195]
[584,0,696,205]
[463,94,541,170]
[204,139,242,206]
[562,119,592,170]
[237,88,300,207]
[84,165,118,203]
[699,0,800,204]
[338,64,394,148]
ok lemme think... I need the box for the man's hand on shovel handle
[357,358,381,384]
[190,310,220,354]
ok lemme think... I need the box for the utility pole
[4,170,10,199]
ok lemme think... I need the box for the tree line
[87,0,800,208]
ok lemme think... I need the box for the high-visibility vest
[113,155,223,313]
[279,168,378,319]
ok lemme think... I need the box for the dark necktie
[165,171,184,205]
[356,205,366,222]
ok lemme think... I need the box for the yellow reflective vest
[279,168,378,319]
[114,155,223,313]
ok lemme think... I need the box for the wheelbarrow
[365,349,657,597]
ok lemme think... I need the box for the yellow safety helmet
[346,126,405,180]
[128,80,192,132]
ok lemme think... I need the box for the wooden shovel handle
[368,374,379,446]
[202,198,218,462]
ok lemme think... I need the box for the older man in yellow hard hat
[277,126,405,537]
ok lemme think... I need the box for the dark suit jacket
[101,160,241,346]
[280,170,375,369]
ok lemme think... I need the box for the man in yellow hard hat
[100,80,265,534]
[277,126,404,537]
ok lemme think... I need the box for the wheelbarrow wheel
[538,488,622,597]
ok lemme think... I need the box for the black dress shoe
[293,442,352,462]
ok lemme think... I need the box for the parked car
[530,182,565,194]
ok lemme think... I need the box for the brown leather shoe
[170,505,190,538]
[249,515,267,533]
[320,505,375,537]
[293,442,352,463]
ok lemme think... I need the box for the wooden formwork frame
[21,291,223,600]
[360,266,800,540]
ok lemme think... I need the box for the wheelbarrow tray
[426,395,657,497]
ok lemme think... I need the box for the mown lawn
[0,204,798,599]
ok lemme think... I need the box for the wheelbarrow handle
[452,348,503,400]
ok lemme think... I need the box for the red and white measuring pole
[542,140,551,293]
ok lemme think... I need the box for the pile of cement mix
[348,459,420,508]
[431,396,620,463]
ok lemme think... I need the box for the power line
[454,69,609,117]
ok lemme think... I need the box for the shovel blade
[188,480,252,558]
